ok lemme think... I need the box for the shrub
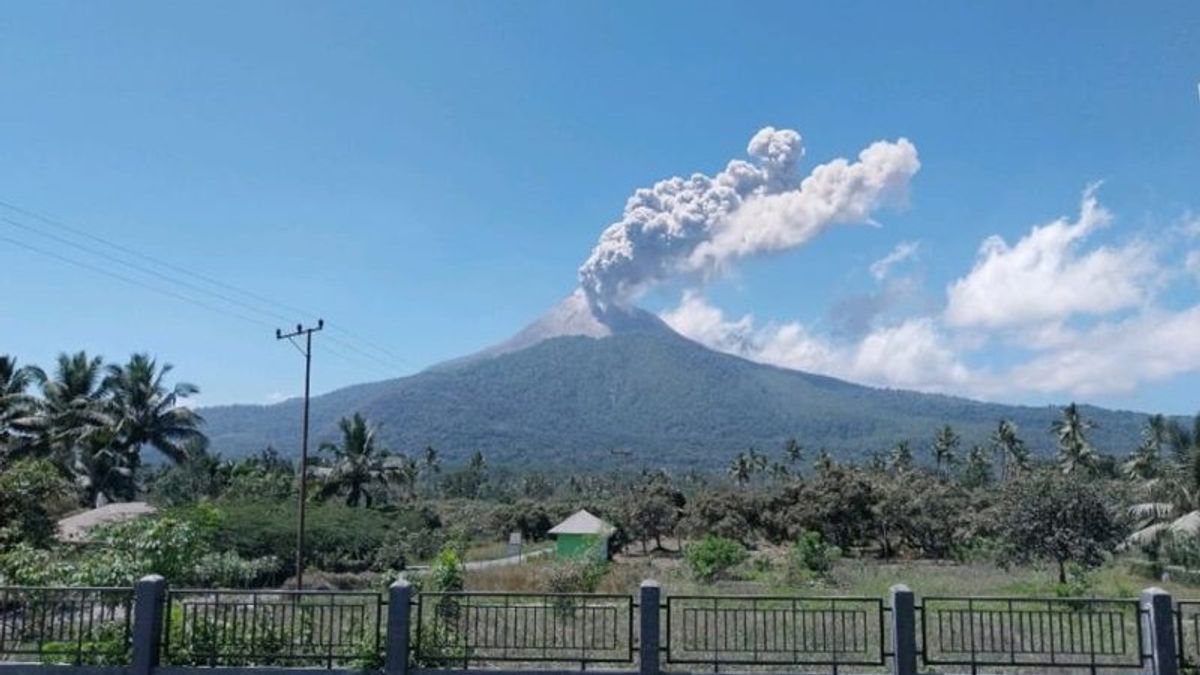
[0,542,72,585]
[190,551,282,588]
[684,535,747,582]
[73,517,207,586]
[541,558,607,594]
[789,530,838,579]
[39,621,129,666]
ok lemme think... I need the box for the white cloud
[993,306,1200,396]
[945,187,1158,329]
[578,127,919,309]
[1188,251,1200,281]
[869,241,920,280]
[660,292,968,392]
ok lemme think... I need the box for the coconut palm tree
[32,352,113,473]
[0,356,43,458]
[1053,403,1096,475]
[727,452,754,486]
[1128,411,1200,544]
[783,438,803,465]
[991,419,1029,482]
[317,413,402,507]
[889,440,914,472]
[932,424,960,476]
[104,354,205,464]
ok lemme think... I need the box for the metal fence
[1176,600,1200,670]
[920,596,1145,673]
[663,595,887,670]
[0,586,134,665]
[161,589,384,668]
[412,592,635,667]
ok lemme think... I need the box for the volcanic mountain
[200,291,1153,467]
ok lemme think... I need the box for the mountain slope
[201,301,1154,467]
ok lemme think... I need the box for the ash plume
[577,127,920,311]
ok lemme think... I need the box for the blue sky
[1,2,1197,413]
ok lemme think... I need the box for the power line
[0,202,416,374]
[0,227,402,379]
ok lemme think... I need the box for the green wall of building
[555,533,608,560]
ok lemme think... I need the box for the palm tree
[991,419,1029,482]
[317,413,402,507]
[1124,415,1169,481]
[0,356,42,458]
[1053,403,1096,475]
[889,440,914,472]
[932,425,960,476]
[104,354,205,463]
[727,452,754,486]
[423,446,440,474]
[36,351,110,455]
[783,438,803,465]
[1128,411,1200,545]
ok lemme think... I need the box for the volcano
[200,292,1154,467]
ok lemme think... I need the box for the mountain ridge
[199,295,1157,466]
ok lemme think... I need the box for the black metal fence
[0,586,134,665]
[663,595,887,670]
[161,589,384,668]
[1177,600,1200,670]
[920,596,1145,673]
[412,592,635,667]
[6,582,1200,673]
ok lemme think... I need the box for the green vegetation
[4,347,1200,608]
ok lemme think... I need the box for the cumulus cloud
[659,292,968,392]
[994,306,1200,396]
[578,127,920,310]
[945,187,1158,329]
[869,241,920,280]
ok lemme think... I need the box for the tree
[932,425,960,476]
[889,440,914,473]
[0,458,72,546]
[998,471,1123,583]
[317,413,402,507]
[960,444,993,488]
[0,356,41,458]
[991,419,1029,482]
[1053,403,1097,475]
[104,354,205,464]
[34,351,110,469]
[783,438,803,467]
[621,474,684,552]
[727,452,754,486]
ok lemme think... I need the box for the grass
[463,543,1200,601]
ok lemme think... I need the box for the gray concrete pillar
[889,584,917,675]
[639,580,661,675]
[131,575,166,675]
[1142,587,1178,675]
[386,579,413,675]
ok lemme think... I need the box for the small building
[548,509,614,561]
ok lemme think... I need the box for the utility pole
[276,319,323,591]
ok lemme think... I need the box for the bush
[684,535,747,582]
[0,542,72,585]
[39,621,129,666]
[542,559,607,594]
[73,517,207,586]
[190,551,282,588]
[789,530,838,579]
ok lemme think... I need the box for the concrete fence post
[131,575,166,675]
[1142,587,1178,675]
[385,579,413,675]
[889,584,917,675]
[639,580,661,675]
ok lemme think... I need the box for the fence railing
[0,586,134,666]
[161,589,384,668]
[663,595,887,669]
[920,596,1145,672]
[412,592,635,666]
[0,579,1193,675]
